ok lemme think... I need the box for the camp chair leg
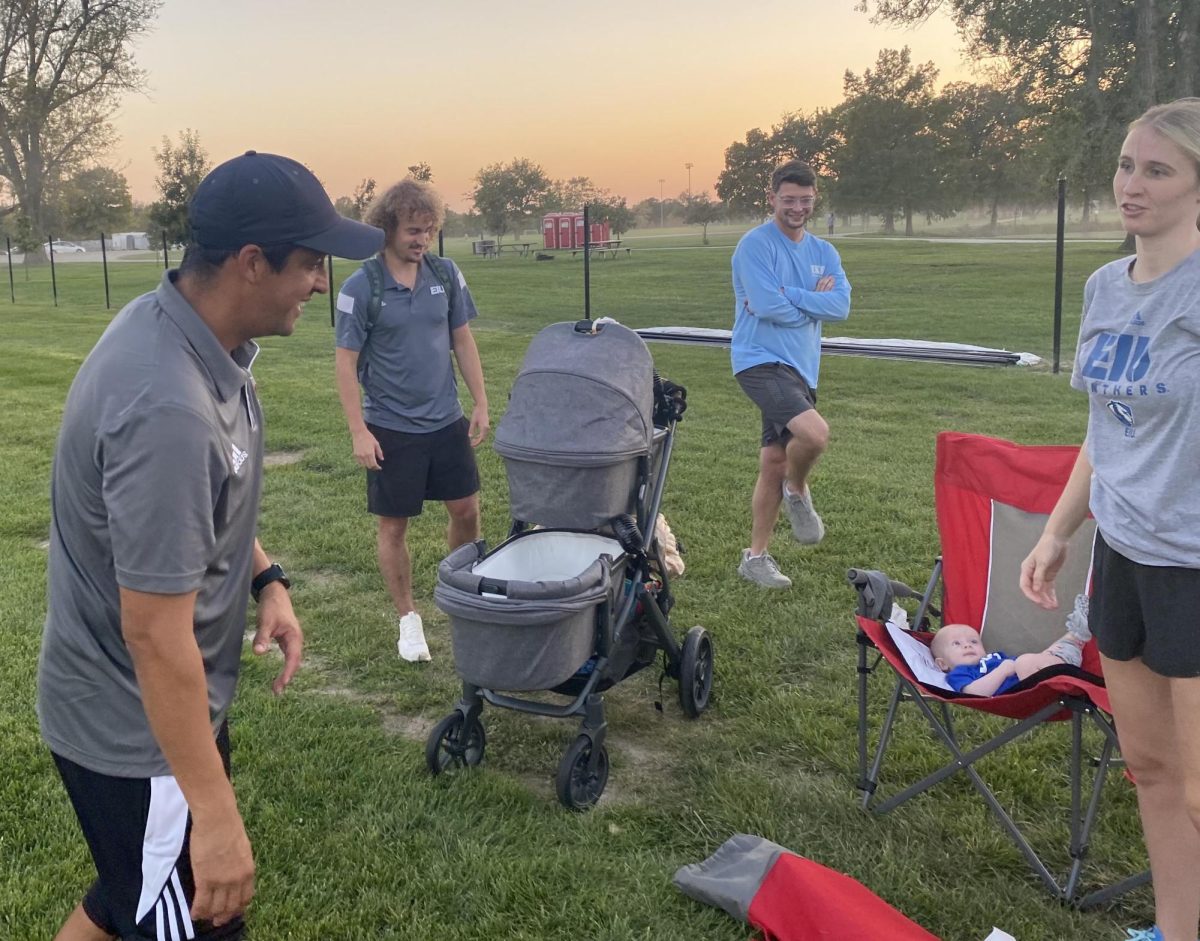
[1076,868,1153,909]
[938,701,959,749]
[861,676,907,810]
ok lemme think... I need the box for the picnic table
[571,240,629,259]
[496,242,533,257]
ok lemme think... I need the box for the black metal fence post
[6,237,13,303]
[583,204,591,321]
[438,230,444,257]
[100,232,111,309]
[327,255,335,327]
[161,230,169,270]
[1053,176,1066,374]
[48,235,58,307]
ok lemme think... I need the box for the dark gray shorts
[1092,530,1200,677]
[367,417,480,518]
[735,362,818,447]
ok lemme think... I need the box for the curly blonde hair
[365,178,445,237]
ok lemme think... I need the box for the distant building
[107,232,151,250]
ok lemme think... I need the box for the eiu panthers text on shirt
[1070,249,1200,567]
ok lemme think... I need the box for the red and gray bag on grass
[673,834,941,941]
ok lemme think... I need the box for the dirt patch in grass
[264,449,305,467]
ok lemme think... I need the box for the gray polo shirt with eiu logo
[334,254,478,434]
[38,270,264,777]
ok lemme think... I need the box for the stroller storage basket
[435,531,625,691]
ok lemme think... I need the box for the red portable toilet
[572,213,586,249]
[542,214,560,249]
[559,214,575,249]
[591,220,611,244]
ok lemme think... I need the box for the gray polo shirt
[38,271,264,777]
[335,255,478,434]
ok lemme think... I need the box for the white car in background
[43,240,87,258]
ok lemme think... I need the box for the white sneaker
[397,611,431,662]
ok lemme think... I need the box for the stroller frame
[427,351,712,810]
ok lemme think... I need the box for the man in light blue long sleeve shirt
[731,160,851,588]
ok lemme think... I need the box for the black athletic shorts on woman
[734,362,818,447]
[52,723,243,940]
[366,416,480,518]
[1091,529,1200,678]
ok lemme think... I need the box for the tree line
[3,0,1196,254]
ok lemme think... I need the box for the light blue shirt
[731,222,851,388]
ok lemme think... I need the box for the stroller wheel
[679,626,714,718]
[425,712,486,776]
[555,735,609,811]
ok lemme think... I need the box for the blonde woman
[1021,99,1200,941]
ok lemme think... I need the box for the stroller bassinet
[426,319,712,810]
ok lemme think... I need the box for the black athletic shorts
[734,362,818,447]
[1091,529,1200,678]
[52,723,244,940]
[367,416,480,518]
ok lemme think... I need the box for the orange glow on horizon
[109,0,971,212]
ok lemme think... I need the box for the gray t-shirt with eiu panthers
[38,271,264,777]
[1071,248,1200,567]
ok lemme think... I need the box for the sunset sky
[110,0,973,211]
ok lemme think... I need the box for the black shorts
[52,723,243,940]
[734,362,818,447]
[1091,529,1200,677]
[367,416,480,518]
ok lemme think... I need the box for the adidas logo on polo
[231,443,248,474]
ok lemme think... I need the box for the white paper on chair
[983,929,1017,941]
[886,622,953,692]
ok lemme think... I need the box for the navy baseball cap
[189,151,383,259]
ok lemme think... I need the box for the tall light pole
[685,162,693,199]
[658,178,665,227]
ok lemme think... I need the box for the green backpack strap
[359,253,457,341]
[423,253,459,313]
[361,255,386,336]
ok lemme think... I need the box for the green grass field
[0,232,1152,939]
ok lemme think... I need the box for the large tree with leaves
[0,0,160,244]
[858,0,1200,215]
[471,158,554,241]
[716,111,840,219]
[147,130,210,244]
[58,165,131,237]
[833,48,953,234]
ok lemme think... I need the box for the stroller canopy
[495,321,654,469]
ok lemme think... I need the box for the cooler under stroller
[425,319,713,809]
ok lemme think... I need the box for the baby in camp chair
[930,595,1091,696]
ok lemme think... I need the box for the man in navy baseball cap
[190,150,383,258]
[38,152,383,941]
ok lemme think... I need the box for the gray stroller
[425,319,713,809]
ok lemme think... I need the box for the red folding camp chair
[849,431,1149,908]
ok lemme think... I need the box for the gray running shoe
[738,549,792,588]
[1065,593,1091,643]
[782,482,825,545]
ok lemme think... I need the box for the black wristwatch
[251,562,291,602]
